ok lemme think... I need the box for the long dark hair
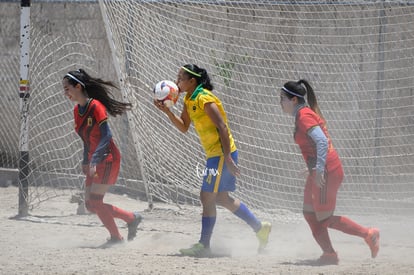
[282,79,324,120]
[182,64,214,91]
[64,69,132,116]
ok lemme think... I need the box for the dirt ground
[0,186,413,275]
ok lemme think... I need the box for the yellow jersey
[184,86,236,158]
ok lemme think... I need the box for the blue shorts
[201,150,238,193]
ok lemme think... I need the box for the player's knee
[215,193,235,207]
[85,200,95,213]
[215,196,226,207]
[200,192,216,206]
[303,211,321,236]
[85,199,104,213]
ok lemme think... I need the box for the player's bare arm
[154,100,190,133]
[167,103,190,133]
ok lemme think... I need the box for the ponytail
[63,69,132,117]
[182,64,214,91]
[298,79,324,120]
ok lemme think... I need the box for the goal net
[0,2,145,209]
[98,0,414,216]
[1,1,413,218]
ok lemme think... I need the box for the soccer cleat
[127,212,143,241]
[316,251,339,265]
[99,236,124,249]
[256,221,272,252]
[179,243,211,257]
[365,227,380,258]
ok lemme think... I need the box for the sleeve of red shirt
[297,109,319,133]
[93,100,108,125]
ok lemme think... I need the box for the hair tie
[66,73,85,87]
[182,66,201,78]
[282,86,304,98]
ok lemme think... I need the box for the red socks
[304,212,369,254]
[86,193,134,239]
[103,204,135,223]
[322,215,368,238]
[304,212,335,253]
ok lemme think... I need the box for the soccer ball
[153,80,179,107]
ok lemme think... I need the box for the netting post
[17,0,31,217]
[373,3,386,186]
[98,1,153,210]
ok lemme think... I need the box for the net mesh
[99,0,414,215]
[1,1,413,217]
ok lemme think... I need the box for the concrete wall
[0,2,116,168]
[0,2,144,194]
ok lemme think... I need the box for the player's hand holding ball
[153,80,179,112]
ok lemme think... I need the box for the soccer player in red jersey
[279,79,380,265]
[63,69,142,247]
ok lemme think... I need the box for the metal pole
[18,0,31,217]
[99,0,153,209]
[98,1,153,210]
[373,3,386,186]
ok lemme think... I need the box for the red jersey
[74,99,116,163]
[294,107,341,172]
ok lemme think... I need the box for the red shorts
[303,165,344,212]
[85,146,121,187]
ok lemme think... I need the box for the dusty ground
[0,186,413,275]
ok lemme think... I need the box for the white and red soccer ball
[153,80,179,107]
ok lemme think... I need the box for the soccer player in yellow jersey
[154,64,271,257]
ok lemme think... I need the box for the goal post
[18,0,31,217]
[99,0,154,209]
[1,1,151,214]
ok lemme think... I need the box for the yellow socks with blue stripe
[234,202,262,232]
[199,216,216,248]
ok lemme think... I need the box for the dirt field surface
[1,186,413,275]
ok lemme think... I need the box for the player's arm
[307,126,328,187]
[88,121,112,177]
[81,143,89,175]
[204,102,240,177]
[155,100,190,133]
[90,120,112,166]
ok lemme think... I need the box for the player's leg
[84,157,132,243]
[315,168,359,236]
[216,150,271,251]
[99,154,142,241]
[303,173,337,265]
[199,191,218,248]
[88,183,123,240]
[181,153,244,256]
[303,211,336,256]
[321,215,379,258]
[215,151,261,232]
[90,183,142,241]
[217,192,271,252]
[316,166,379,258]
[216,193,261,232]
[179,190,217,257]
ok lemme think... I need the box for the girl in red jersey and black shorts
[63,69,142,247]
[279,79,380,265]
